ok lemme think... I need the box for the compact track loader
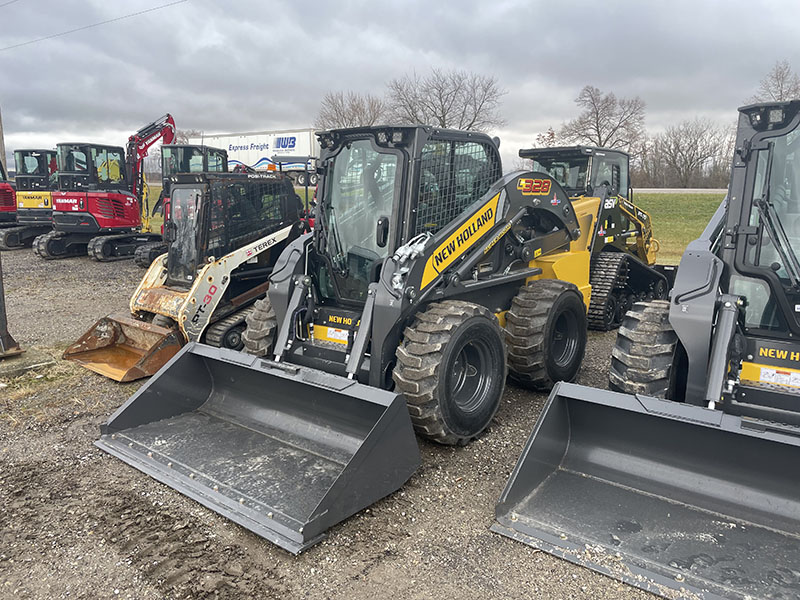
[494,101,800,600]
[133,144,229,268]
[0,149,58,250]
[97,125,667,553]
[520,146,673,329]
[65,172,302,381]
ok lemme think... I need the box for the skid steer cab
[495,101,800,599]
[96,124,617,552]
[64,171,303,381]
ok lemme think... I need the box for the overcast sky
[2,0,799,168]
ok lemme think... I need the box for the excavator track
[0,225,51,250]
[203,305,256,350]
[134,241,169,268]
[87,233,162,262]
[33,231,86,260]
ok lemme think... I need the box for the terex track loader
[34,114,176,261]
[96,125,668,554]
[0,149,58,250]
[520,146,673,329]
[133,144,229,268]
[64,172,303,382]
[494,101,800,600]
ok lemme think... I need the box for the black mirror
[376,216,389,248]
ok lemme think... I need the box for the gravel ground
[0,248,655,600]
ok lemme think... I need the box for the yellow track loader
[494,101,800,600]
[64,172,303,381]
[95,125,668,553]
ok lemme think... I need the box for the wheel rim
[551,311,580,368]
[448,338,492,414]
[224,328,243,349]
[604,295,618,326]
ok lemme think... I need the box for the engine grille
[0,188,14,208]
[95,197,126,219]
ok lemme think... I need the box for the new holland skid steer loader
[64,172,303,382]
[95,125,668,554]
[494,101,800,600]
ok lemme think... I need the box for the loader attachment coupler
[63,313,183,382]
[493,382,800,600]
[96,343,420,554]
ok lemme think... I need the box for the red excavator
[0,158,15,226]
[34,114,176,260]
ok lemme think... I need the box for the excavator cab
[0,159,15,225]
[494,101,800,599]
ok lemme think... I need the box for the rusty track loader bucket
[63,313,183,382]
[493,382,800,600]
[96,343,421,554]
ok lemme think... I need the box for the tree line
[316,61,800,189]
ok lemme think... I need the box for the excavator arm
[125,114,176,219]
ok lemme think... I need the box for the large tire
[609,300,679,397]
[242,296,277,356]
[505,279,587,390]
[393,300,506,446]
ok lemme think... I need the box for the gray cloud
[2,0,799,168]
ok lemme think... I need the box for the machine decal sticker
[517,178,552,196]
[420,192,500,289]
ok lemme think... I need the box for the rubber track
[587,252,628,331]
[88,234,136,262]
[0,227,25,250]
[134,242,168,269]
[33,231,84,260]
[204,306,256,348]
[608,300,678,397]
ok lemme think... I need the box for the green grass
[633,193,725,264]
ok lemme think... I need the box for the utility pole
[0,105,6,174]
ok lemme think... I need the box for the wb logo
[275,137,296,149]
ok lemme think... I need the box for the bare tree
[314,91,389,129]
[175,129,203,144]
[749,60,800,103]
[560,86,646,153]
[534,127,559,148]
[656,118,724,188]
[386,68,505,131]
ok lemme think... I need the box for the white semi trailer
[189,128,320,185]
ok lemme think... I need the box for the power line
[0,0,23,7]
[0,0,189,52]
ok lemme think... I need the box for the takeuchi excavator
[0,149,58,250]
[34,114,176,261]
[494,100,800,600]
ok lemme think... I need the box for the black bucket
[493,381,800,599]
[97,343,421,553]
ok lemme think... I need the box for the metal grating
[0,188,13,208]
[414,140,501,236]
[207,180,296,255]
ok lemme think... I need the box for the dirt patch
[0,249,652,599]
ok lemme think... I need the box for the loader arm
[130,223,296,342]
